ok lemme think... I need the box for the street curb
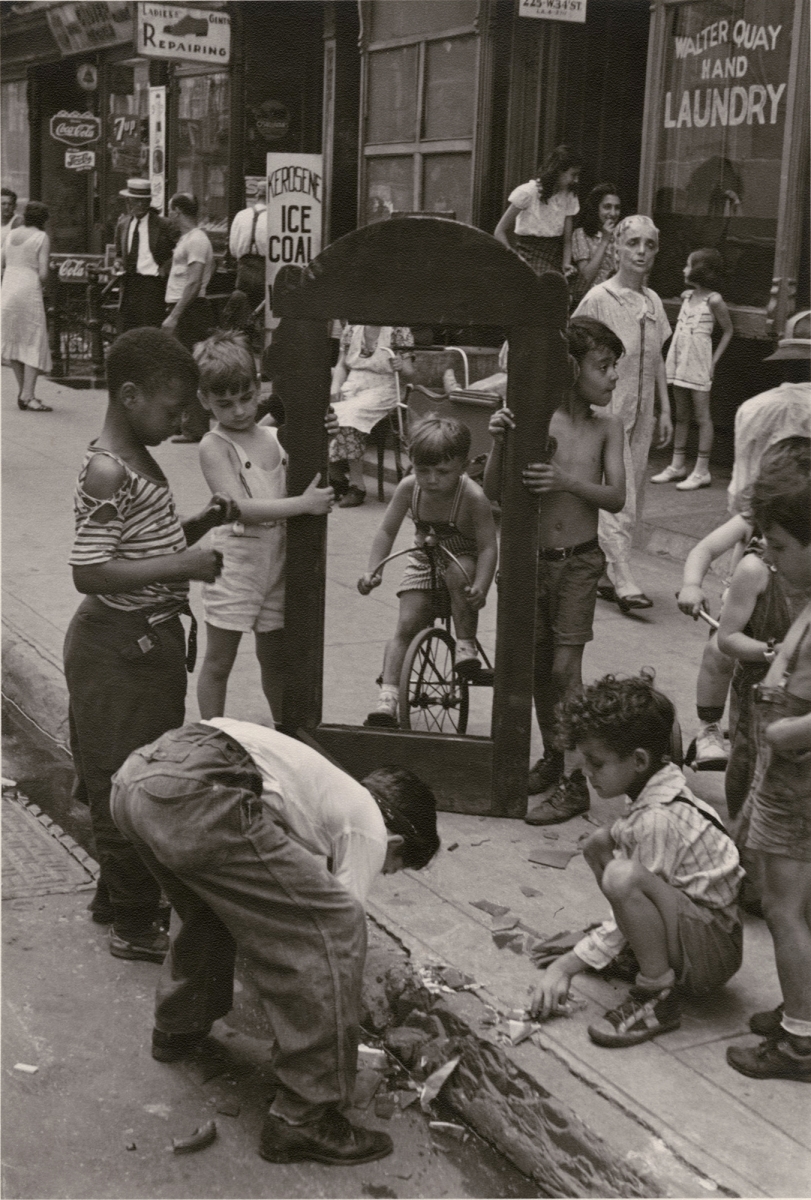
[2,783,99,885]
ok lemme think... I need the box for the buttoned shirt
[127,212,159,276]
[229,203,268,259]
[573,763,743,972]
[727,382,811,517]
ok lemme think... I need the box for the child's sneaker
[110,923,169,964]
[690,721,728,770]
[650,464,688,484]
[727,1034,811,1081]
[527,752,564,796]
[455,653,481,681]
[588,984,681,1047]
[524,768,589,825]
[676,469,712,491]
[365,694,398,728]
[749,1003,784,1037]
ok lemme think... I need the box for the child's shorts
[202,526,285,634]
[535,543,605,647]
[674,893,742,997]
[397,544,478,615]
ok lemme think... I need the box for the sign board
[50,253,109,284]
[76,63,98,91]
[266,152,323,322]
[518,0,586,22]
[149,86,167,214]
[65,150,95,171]
[46,2,132,56]
[137,3,231,64]
[50,111,101,148]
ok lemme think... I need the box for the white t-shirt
[508,180,579,237]
[727,381,811,516]
[229,204,268,258]
[203,717,388,905]
[165,226,214,302]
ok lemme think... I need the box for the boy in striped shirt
[530,674,743,1047]
[64,328,237,964]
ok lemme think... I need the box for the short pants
[202,526,286,634]
[674,892,742,997]
[535,545,605,647]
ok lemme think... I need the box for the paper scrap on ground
[470,899,511,919]
[528,845,579,869]
[520,885,542,897]
[420,1057,460,1111]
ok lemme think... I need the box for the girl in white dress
[1,201,53,411]
[494,145,581,278]
[653,248,733,490]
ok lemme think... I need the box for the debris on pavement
[429,1120,467,1141]
[527,845,579,869]
[143,1103,172,1119]
[469,899,511,919]
[419,1056,460,1110]
[374,1091,396,1119]
[215,1097,240,1118]
[506,1019,534,1045]
[519,885,542,897]
[469,838,490,847]
[125,1142,137,1151]
[541,830,559,840]
[397,1089,420,1110]
[358,1043,388,1070]
[13,1063,38,1074]
[352,1068,383,1109]
[491,914,519,932]
[446,842,459,852]
[492,928,524,950]
[172,1119,217,1154]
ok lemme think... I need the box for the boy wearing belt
[485,316,626,822]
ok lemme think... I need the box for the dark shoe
[727,1035,811,1081]
[454,655,482,681]
[616,592,653,614]
[171,434,202,444]
[588,985,682,1048]
[527,752,565,796]
[365,694,399,728]
[600,944,641,983]
[110,923,169,964]
[259,1108,393,1166]
[151,1027,211,1062]
[88,898,114,925]
[596,583,617,603]
[748,1003,784,1037]
[525,769,589,825]
[20,398,53,412]
[338,485,366,508]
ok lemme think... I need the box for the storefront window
[650,0,793,307]
[1,79,30,207]
[176,68,230,254]
[106,59,149,241]
[363,4,478,224]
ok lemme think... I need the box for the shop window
[176,69,230,254]
[1,80,30,207]
[362,4,478,224]
[649,0,794,308]
[106,59,149,241]
[370,0,477,42]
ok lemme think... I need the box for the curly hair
[537,145,582,203]
[557,674,676,763]
[578,182,621,238]
[106,327,199,401]
[567,316,625,365]
[751,435,811,546]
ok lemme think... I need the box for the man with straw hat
[114,178,176,331]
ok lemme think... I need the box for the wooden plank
[308,725,494,814]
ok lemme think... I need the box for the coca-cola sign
[50,110,101,148]
[50,254,107,284]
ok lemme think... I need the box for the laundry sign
[137,3,231,63]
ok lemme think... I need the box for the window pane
[370,0,477,41]
[177,71,230,254]
[367,46,418,144]
[366,156,413,223]
[650,0,793,308]
[422,153,471,223]
[106,60,149,243]
[1,80,29,205]
[424,36,477,140]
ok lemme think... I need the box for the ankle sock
[781,1014,811,1039]
[379,684,398,703]
[695,454,710,475]
[696,706,724,724]
[456,639,478,660]
[635,967,676,992]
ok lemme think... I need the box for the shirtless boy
[484,315,626,822]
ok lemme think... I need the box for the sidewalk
[3,369,809,1198]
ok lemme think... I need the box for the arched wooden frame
[273,216,569,816]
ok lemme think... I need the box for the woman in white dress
[1,201,53,411]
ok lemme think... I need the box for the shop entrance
[274,215,569,816]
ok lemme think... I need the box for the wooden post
[86,266,105,385]
[276,317,332,734]
[491,310,567,817]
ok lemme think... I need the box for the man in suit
[115,178,175,331]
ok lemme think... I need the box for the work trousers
[170,297,215,440]
[111,723,366,1120]
[63,596,187,938]
[598,401,656,590]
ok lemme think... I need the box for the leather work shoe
[749,1003,784,1038]
[727,1035,811,1081]
[109,923,169,964]
[259,1108,393,1165]
[151,1027,211,1062]
[525,769,589,825]
[526,752,564,796]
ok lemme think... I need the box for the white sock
[456,639,478,660]
[695,454,710,475]
[379,684,398,703]
[781,1014,811,1038]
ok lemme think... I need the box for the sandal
[21,398,53,412]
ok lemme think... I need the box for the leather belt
[538,536,600,562]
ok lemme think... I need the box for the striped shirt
[574,762,743,972]
[69,446,188,623]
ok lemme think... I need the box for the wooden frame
[639,0,809,340]
[273,216,569,816]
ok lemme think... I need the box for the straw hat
[119,178,152,200]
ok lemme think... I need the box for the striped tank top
[69,445,188,623]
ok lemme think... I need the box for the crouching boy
[530,674,744,1047]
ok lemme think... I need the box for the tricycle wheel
[399,627,469,735]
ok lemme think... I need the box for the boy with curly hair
[530,674,743,1048]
